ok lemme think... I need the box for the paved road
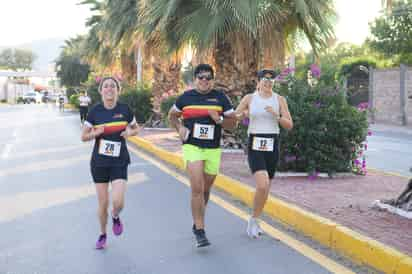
[367,124,412,177]
[0,104,369,274]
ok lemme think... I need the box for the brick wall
[406,69,412,123]
[371,68,412,125]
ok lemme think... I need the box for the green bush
[69,93,80,109]
[119,85,153,123]
[275,78,369,174]
[16,97,24,104]
[86,80,100,105]
[160,95,178,125]
[66,88,77,100]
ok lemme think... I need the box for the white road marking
[1,144,12,159]
[0,155,89,178]
[0,172,147,223]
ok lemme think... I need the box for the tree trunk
[120,49,137,84]
[213,38,258,97]
[151,56,181,113]
[260,31,286,69]
[141,44,154,84]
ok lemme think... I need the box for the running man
[168,64,236,247]
[81,76,140,249]
[79,91,91,124]
[58,94,65,112]
[235,69,293,238]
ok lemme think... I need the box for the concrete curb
[128,136,412,274]
[63,103,77,111]
[367,167,410,179]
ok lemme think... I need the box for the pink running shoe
[112,217,123,236]
[95,234,107,249]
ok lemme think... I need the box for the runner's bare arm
[221,116,238,130]
[211,94,251,130]
[168,107,189,141]
[168,107,183,132]
[81,126,104,142]
[278,96,293,130]
[234,94,251,120]
[120,122,140,138]
[207,109,238,131]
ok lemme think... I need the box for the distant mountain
[0,38,65,72]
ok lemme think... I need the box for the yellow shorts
[182,144,222,175]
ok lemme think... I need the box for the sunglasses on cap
[261,77,275,82]
[197,75,213,81]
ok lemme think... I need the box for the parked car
[22,92,42,104]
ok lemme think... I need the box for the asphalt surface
[366,125,412,177]
[0,104,374,274]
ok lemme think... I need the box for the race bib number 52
[252,137,274,152]
[98,139,121,157]
[193,123,215,140]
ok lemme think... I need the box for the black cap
[257,69,276,80]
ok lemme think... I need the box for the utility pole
[136,45,142,83]
[400,64,408,126]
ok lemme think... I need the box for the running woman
[235,69,293,238]
[81,76,140,249]
[168,64,237,247]
[79,91,91,124]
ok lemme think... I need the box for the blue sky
[0,0,383,47]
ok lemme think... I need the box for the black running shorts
[247,134,279,179]
[91,165,128,183]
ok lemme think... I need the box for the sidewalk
[138,128,412,257]
[370,122,412,136]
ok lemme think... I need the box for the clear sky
[0,0,90,46]
[0,0,383,47]
[334,0,382,45]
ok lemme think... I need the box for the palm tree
[81,0,178,95]
[100,0,140,82]
[80,0,116,71]
[382,0,393,9]
[56,36,90,93]
[139,0,336,95]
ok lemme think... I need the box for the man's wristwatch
[216,116,224,125]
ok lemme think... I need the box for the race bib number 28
[252,137,274,152]
[99,139,121,157]
[193,123,215,140]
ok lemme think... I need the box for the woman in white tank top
[235,69,293,238]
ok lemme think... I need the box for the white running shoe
[256,221,264,236]
[247,217,259,238]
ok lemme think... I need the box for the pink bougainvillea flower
[308,171,319,181]
[310,64,321,78]
[241,117,249,126]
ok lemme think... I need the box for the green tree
[14,49,36,71]
[56,36,90,88]
[0,48,14,69]
[0,48,36,71]
[295,43,372,86]
[367,0,412,65]
[80,0,114,68]
[139,0,336,95]
[81,0,182,104]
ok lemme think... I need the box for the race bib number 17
[252,137,274,152]
[98,139,121,157]
[193,123,215,140]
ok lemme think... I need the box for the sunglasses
[197,75,213,81]
[261,77,275,82]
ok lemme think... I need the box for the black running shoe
[194,228,210,248]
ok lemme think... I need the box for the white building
[0,71,59,103]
